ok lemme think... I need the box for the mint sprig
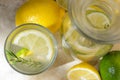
[6,50,42,67]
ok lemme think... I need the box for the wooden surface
[0,0,120,80]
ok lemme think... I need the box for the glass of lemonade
[4,23,57,75]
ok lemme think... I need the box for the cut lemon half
[86,11,111,30]
[12,29,54,60]
[67,62,101,80]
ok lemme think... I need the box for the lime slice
[16,48,32,58]
[12,30,54,60]
[86,11,111,29]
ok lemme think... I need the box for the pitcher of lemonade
[57,0,120,43]
[61,13,112,64]
[56,0,120,64]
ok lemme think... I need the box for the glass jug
[61,13,112,64]
[57,0,120,43]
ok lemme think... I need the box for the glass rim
[68,0,120,44]
[4,23,58,75]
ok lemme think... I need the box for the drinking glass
[4,23,57,75]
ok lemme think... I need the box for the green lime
[100,51,120,80]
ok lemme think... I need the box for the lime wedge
[16,48,32,58]
[86,11,111,29]
[12,30,54,60]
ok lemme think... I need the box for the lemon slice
[12,29,54,60]
[86,11,111,29]
[67,62,101,80]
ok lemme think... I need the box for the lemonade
[61,14,113,64]
[4,24,57,75]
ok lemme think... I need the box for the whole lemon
[15,0,65,33]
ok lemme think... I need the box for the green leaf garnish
[6,49,42,67]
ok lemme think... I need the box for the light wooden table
[0,0,119,80]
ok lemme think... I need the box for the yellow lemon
[15,0,65,33]
[67,62,101,80]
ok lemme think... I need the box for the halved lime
[12,29,54,61]
[86,11,111,30]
